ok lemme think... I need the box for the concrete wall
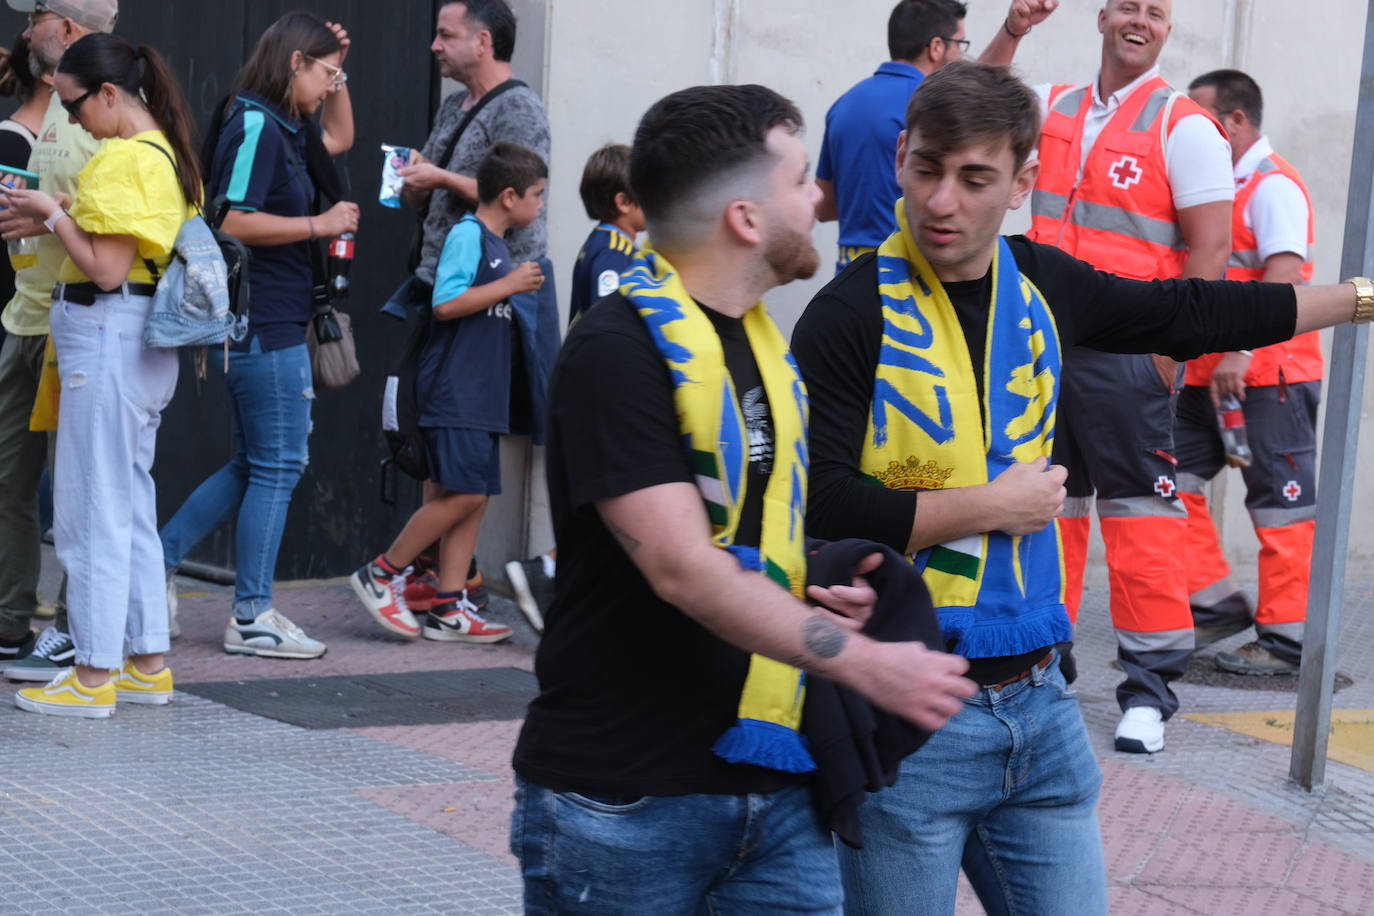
[482,0,1374,569]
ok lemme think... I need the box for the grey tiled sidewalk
[0,695,520,915]
[4,546,1374,913]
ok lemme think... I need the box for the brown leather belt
[982,650,1055,691]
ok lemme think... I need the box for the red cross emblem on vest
[1283,480,1302,501]
[1153,475,1175,498]
[1109,155,1143,190]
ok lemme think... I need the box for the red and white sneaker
[351,560,420,638]
[403,569,439,613]
[423,593,512,644]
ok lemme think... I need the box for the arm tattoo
[802,615,847,660]
[607,521,642,554]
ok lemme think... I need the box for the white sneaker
[224,609,326,659]
[1115,706,1165,754]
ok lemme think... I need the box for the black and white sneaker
[0,630,36,658]
[504,557,554,634]
[1,631,49,681]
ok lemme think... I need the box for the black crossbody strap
[418,78,526,227]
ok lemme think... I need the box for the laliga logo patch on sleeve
[597,269,620,298]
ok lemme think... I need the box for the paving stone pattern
[179,667,538,729]
[0,695,520,914]
[7,549,1374,914]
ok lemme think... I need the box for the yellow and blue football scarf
[860,200,1072,657]
[622,249,815,773]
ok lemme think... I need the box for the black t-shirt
[0,121,36,310]
[790,236,1297,682]
[513,293,801,797]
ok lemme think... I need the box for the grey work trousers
[0,331,64,639]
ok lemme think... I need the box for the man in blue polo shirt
[816,0,1058,273]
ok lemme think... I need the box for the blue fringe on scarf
[714,545,818,773]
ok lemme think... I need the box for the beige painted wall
[480,0,1374,570]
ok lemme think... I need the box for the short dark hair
[446,0,517,63]
[476,141,547,204]
[905,61,1041,170]
[888,0,967,61]
[1189,68,1263,128]
[631,84,802,242]
[579,144,634,223]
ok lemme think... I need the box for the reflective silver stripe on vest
[1052,86,1088,115]
[1256,620,1304,642]
[1074,200,1186,249]
[1031,188,1071,220]
[1061,495,1093,519]
[1096,495,1186,518]
[1250,505,1317,528]
[1117,626,1195,654]
[1130,88,1173,133]
[1176,472,1208,495]
[1030,191,1186,250]
[1257,157,1279,174]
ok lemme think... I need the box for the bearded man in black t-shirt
[792,60,1368,916]
[510,84,979,914]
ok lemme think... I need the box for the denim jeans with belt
[512,777,843,915]
[836,653,1108,916]
[50,291,178,668]
[160,336,312,618]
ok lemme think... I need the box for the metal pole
[1288,0,1374,790]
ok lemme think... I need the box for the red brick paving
[15,575,1374,914]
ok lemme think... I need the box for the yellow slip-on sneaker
[113,661,173,705]
[15,668,116,719]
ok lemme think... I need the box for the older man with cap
[0,0,118,683]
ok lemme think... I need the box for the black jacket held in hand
[801,538,947,849]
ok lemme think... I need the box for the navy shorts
[422,427,501,495]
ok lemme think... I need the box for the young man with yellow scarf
[792,61,1370,916]
[510,84,978,913]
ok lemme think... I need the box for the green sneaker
[3,628,75,681]
[0,629,36,667]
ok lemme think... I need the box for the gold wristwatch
[1349,276,1374,324]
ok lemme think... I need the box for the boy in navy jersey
[353,143,547,643]
[567,144,645,325]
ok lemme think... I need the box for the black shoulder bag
[280,133,360,390]
[407,78,525,273]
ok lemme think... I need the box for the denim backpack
[137,140,250,351]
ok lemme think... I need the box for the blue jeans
[512,777,843,915]
[160,338,312,618]
[837,654,1107,916]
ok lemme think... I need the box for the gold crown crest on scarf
[871,457,957,490]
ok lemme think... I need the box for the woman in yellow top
[4,33,199,718]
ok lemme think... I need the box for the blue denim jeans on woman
[836,653,1107,916]
[160,338,312,618]
[512,777,843,915]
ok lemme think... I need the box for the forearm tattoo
[802,615,847,660]
[607,521,642,553]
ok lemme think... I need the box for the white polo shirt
[1235,136,1310,263]
[1035,67,1234,211]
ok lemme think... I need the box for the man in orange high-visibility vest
[1175,69,1321,677]
[1027,0,1235,755]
